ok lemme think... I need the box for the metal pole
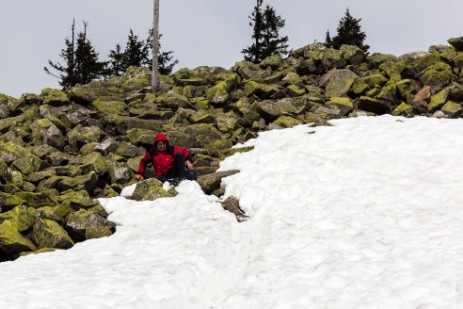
[152,0,160,92]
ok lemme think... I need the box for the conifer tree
[108,30,150,76]
[74,22,107,84]
[242,0,289,64]
[107,30,178,77]
[45,20,107,89]
[147,32,179,75]
[324,8,370,53]
[107,44,126,77]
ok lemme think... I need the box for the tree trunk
[151,0,160,92]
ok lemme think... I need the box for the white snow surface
[2,115,463,308]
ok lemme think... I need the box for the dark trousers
[156,152,197,183]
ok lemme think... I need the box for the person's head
[154,133,169,152]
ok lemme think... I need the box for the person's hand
[135,174,144,181]
[185,160,193,170]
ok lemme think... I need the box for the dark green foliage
[325,8,370,53]
[147,31,179,75]
[108,30,150,76]
[107,30,178,77]
[242,0,289,64]
[44,20,107,89]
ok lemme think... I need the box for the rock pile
[1,37,463,261]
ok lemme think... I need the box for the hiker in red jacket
[135,133,197,184]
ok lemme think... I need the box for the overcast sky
[1,0,462,98]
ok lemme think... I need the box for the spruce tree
[108,30,150,76]
[45,20,107,89]
[242,0,288,64]
[324,8,370,53]
[146,31,178,75]
[108,44,126,76]
[107,30,178,77]
[74,22,107,85]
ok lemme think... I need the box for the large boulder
[130,178,175,201]
[256,98,307,122]
[197,170,239,195]
[31,218,74,249]
[0,205,36,232]
[324,69,358,97]
[0,220,37,258]
[65,209,115,242]
[40,88,70,106]
[448,36,463,51]
[419,62,453,90]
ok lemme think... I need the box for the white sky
[1,0,463,98]
[2,115,463,308]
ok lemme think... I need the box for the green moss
[325,97,354,115]
[392,102,414,117]
[273,115,303,128]
[40,88,70,106]
[92,99,127,115]
[0,220,37,254]
[32,219,74,249]
[0,206,36,232]
[429,88,450,111]
[441,101,462,117]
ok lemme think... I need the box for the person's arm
[136,151,152,180]
[182,147,194,170]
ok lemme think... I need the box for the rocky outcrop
[2,36,463,261]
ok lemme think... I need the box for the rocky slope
[1,37,463,261]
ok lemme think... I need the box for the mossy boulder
[392,102,414,117]
[68,125,104,148]
[65,208,116,242]
[379,61,405,82]
[11,155,45,176]
[80,152,110,176]
[109,161,132,184]
[35,203,72,223]
[0,220,37,256]
[429,88,450,111]
[272,115,302,128]
[31,119,65,149]
[26,168,57,184]
[243,80,283,99]
[340,45,366,65]
[0,141,31,164]
[351,74,389,96]
[214,112,239,133]
[130,178,174,201]
[40,88,70,106]
[15,191,56,208]
[448,36,463,51]
[31,218,74,249]
[259,54,283,69]
[236,97,260,126]
[0,192,25,212]
[256,98,306,121]
[324,69,358,97]
[441,101,462,117]
[0,160,12,183]
[92,98,127,115]
[109,66,151,92]
[325,97,354,115]
[0,206,36,232]
[420,62,453,90]
[197,170,239,195]
[395,79,417,103]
